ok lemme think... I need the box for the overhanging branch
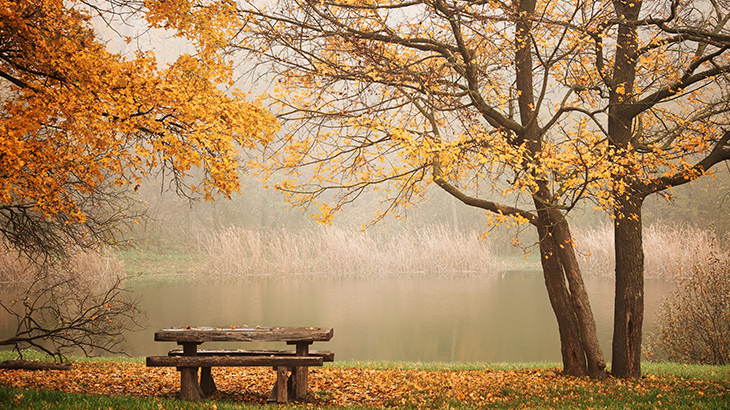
[431,158,537,225]
[642,129,730,196]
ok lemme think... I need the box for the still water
[117,271,673,363]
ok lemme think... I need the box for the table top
[154,326,334,344]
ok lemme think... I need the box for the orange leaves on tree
[233,0,730,235]
[0,0,278,222]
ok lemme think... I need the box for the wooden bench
[147,326,334,403]
[167,348,335,402]
[147,349,334,402]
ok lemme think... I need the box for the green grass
[118,249,202,277]
[642,361,730,380]
[0,388,222,410]
[1,379,728,410]
[328,359,559,372]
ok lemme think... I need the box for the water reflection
[122,271,672,362]
[0,271,674,363]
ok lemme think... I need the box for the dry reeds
[573,224,723,279]
[199,225,498,277]
[71,249,126,282]
[0,247,125,283]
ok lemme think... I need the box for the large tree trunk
[532,196,606,378]
[611,195,645,378]
[607,0,644,379]
[514,0,596,377]
[534,213,587,376]
[547,210,607,379]
[511,0,607,379]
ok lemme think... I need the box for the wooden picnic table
[147,326,334,403]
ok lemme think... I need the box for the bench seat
[167,348,335,362]
[146,355,324,368]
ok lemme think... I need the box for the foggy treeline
[131,165,730,245]
[111,163,730,279]
[3,163,724,282]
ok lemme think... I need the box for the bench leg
[291,366,308,399]
[267,366,290,403]
[200,367,217,396]
[179,367,203,401]
[276,366,288,403]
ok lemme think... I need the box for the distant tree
[645,251,730,365]
[0,0,277,360]
[233,0,730,378]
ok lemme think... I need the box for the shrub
[645,251,730,365]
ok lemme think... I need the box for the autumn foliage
[0,0,277,255]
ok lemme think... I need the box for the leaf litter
[0,361,727,408]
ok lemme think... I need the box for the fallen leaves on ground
[0,362,727,408]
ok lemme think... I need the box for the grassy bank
[0,353,728,409]
[119,249,203,277]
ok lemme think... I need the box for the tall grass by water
[573,224,724,279]
[199,226,498,277]
[0,247,125,283]
[199,223,724,279]
[1,223,720,281]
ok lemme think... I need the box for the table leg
[291,342,312,399]
[267,366,291,403]
[200,367,217,396]
[177,342,204,401]
[179,367,203,401]
[276,366,289,403]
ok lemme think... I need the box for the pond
[112,270,673,363]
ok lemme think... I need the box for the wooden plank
[154,326,333,343]
[146,355,324,368]
[167,349,335,362]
